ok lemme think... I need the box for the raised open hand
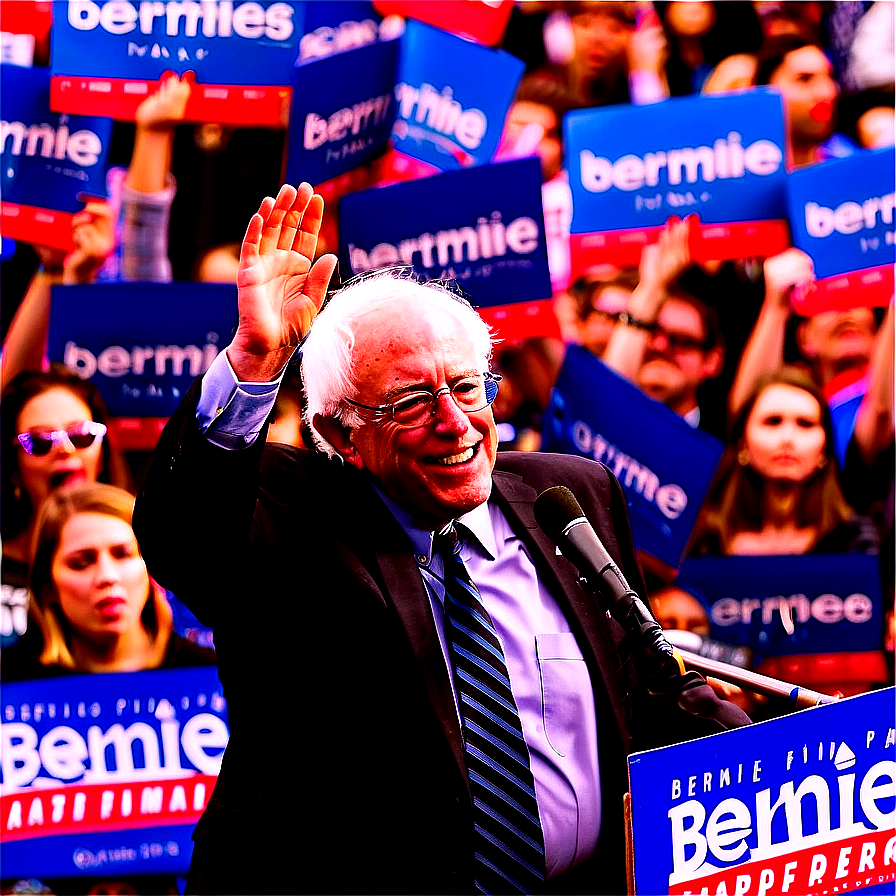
[228,183,338,381]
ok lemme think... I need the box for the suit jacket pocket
[536,632,590,758]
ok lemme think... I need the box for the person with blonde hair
[1,481,215,680]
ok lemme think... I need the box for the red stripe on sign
[1,202,75,252]
[478,299,561,341]
[570,220,791,273]
[51,77,291,126]
[1,776,217,841]
[758,651,890,696]
[791,265,894,315]
[667,828,896,895]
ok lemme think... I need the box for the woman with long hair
[690,366,878,556]
[1,365,133,647]
[2,481,215,679]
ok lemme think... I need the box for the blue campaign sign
[339,156,551,306]
[297,1,389,64]
[1,666,228,880]
[541,347,724,571]
[286,36,398,186]
[52,0,303,84]
[46,282,238,418]
[50,1,303,122]
[676,554,886,661]
[786,147,895,312]
[628,687,896,896]
[391,19,524,171]
[565,90,789,266]
[1,64,112,249]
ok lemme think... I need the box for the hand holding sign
[763,246,816,312]
[229,183,338,382]
[134,70,193,129]
[63,199,116,284]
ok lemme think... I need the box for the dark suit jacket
[134,381,743,895]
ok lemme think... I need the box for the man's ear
[703,346,724,381]
[313,414,364,469]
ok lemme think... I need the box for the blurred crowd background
[0,2,894,893]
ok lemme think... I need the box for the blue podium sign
[628,687,896,895]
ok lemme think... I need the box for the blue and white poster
[286,36,399,186]
[676,553,889,694]
[786,147,895,314]
[1,667,228,880]
[339,156,556,338]
[628,687,896,895]
[1,64,112,250]
[542,347,724,571]
[50,0,303,123]
[389,19,524,172]
[565,90,790,270]
[297,1,388,63]
[46,282,238,418]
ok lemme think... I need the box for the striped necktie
[437,525,546,895]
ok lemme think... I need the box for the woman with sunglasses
[1,366,133,648]
[1,481,215,680]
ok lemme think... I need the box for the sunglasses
[16,421,107,457]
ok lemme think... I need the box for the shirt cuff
[197,349,285,449]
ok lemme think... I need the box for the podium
[626,687,896,895]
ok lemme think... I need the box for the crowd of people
[1,2,894,895]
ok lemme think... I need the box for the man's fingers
[258,185,297,255]
[292,193,325,257]
[304,254,339,311]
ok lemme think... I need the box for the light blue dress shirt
[197,352,602,878]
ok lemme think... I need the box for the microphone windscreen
[534,486,585,542]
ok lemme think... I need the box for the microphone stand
[571,571,840,711]
[675,648,841,709]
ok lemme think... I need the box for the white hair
[301,269,495,457]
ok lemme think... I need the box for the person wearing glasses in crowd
[1,367,132,649]
[601,215,727,439]
[133,182,749,896]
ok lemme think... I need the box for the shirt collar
[370,481,496,566]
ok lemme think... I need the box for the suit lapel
[339,472,468,785]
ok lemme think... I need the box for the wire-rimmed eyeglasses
[345,373,502,429]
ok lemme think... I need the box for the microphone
[534,485,679,678]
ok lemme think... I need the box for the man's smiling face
[342,299,498,530]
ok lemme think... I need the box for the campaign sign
[46,281,238,418]
[285,36,398,186]
[1,65,112,250]
[676,554,889,694]
[388,19,524,173]
[787,148,895,315]
[628,687,896,895]
[565,90,790,271]
[1,666,228,880]
[49,0,303,123]
[339,156,557,338]
[374,0,514,46]
[541,347,724,571]
[297,0,390,63]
